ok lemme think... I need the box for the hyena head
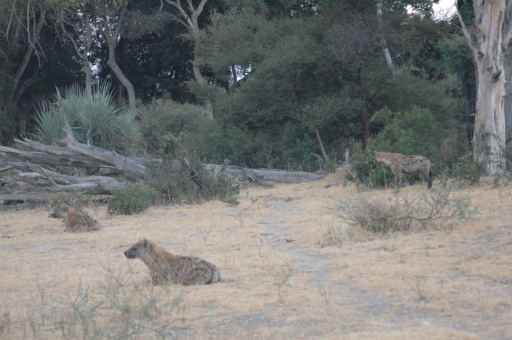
[369,152,392,166]
[49,204,66,219]
[124,239,149,259]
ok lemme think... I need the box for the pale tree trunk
[376,1,394,70]
[102,7,136,109]
[457,1,512,175]
[166,0,213,120]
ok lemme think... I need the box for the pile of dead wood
[1,111,328,205]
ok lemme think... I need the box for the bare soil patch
[0,175,511,339]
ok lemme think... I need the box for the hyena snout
[124,250,136,258]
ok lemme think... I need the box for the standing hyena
[124,239,221,285]
[369,152,433,189]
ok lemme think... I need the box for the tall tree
[53,2,96,99]
[165,0,213,119]
[457,0,512,175]
[101,2,137,108]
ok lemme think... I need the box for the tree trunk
[166,0,213,120]
[58,8,93,99]
[102,10,136,109]
[315,129,330,162]
[376,1,394,70]
[358,61,370,150]
[9,9,46,103]
[457,1,512,175]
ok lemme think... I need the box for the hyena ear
[143,239,148,248]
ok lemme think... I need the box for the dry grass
[0,175,511,339]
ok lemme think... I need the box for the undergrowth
[108,184,158,215]
[324,183,479,245]
[10,265,183,339]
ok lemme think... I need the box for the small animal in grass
[124,239,222,286]
[51,204,102,232]
[369,152,433,189]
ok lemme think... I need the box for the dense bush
[371,106,448,159]
[345,144,396,190]
[348,106,468,189]
[139,99,330,171]
[33,83,143,155]
[139,99,213,155]
[452,153,485,186]
[108,184,157,215]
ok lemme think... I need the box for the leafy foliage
[32,83,143,155]
[108,184,157,215]
[139,99,212,155]
[452,153,485,186]
[371,105,447,157]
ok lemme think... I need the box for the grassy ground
[0,175,511,339]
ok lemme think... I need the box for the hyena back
[370,152,432,189]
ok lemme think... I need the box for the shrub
[108,184,157,215]
[320,224,345,248]
[183,158,240,206]
[33,82,143,155]
[201,126,273,168]
[146,158,240,206]
[335,184,478,234]
[139,99,213,155]
[146,159,198,204]
[16,266,183,339]
[49,188,92,213]
[452,153,485,186]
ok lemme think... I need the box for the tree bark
[102,8,136,109]
[358,61,370,151]
[9,8,46,103]
[315,129,330,162]
[57,6,93,99]
[166,0,213,120]
[376,1,394,70]
[457,1,512,175]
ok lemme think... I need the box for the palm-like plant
[33,82,143,155]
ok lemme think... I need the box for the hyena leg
[422,169,433,188]
[396,173,403,188]
[391,165,403,190]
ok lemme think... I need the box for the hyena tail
[427,169,433,189]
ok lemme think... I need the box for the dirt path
[249,193,506,339]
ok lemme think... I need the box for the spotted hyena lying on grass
[369,152,432,189]
[124,239,221,285]
[50,204,102,232]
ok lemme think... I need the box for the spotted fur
[124,239,221,286]
[370,152,432,189]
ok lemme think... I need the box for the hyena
[51,204,102,232]
[369,152,433,189]
[124,239,221,286]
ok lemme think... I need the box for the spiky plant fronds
[32,82,143,155]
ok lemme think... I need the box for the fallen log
[0,192,60,203]
[204,164,327,183]
[0,145,113,169]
